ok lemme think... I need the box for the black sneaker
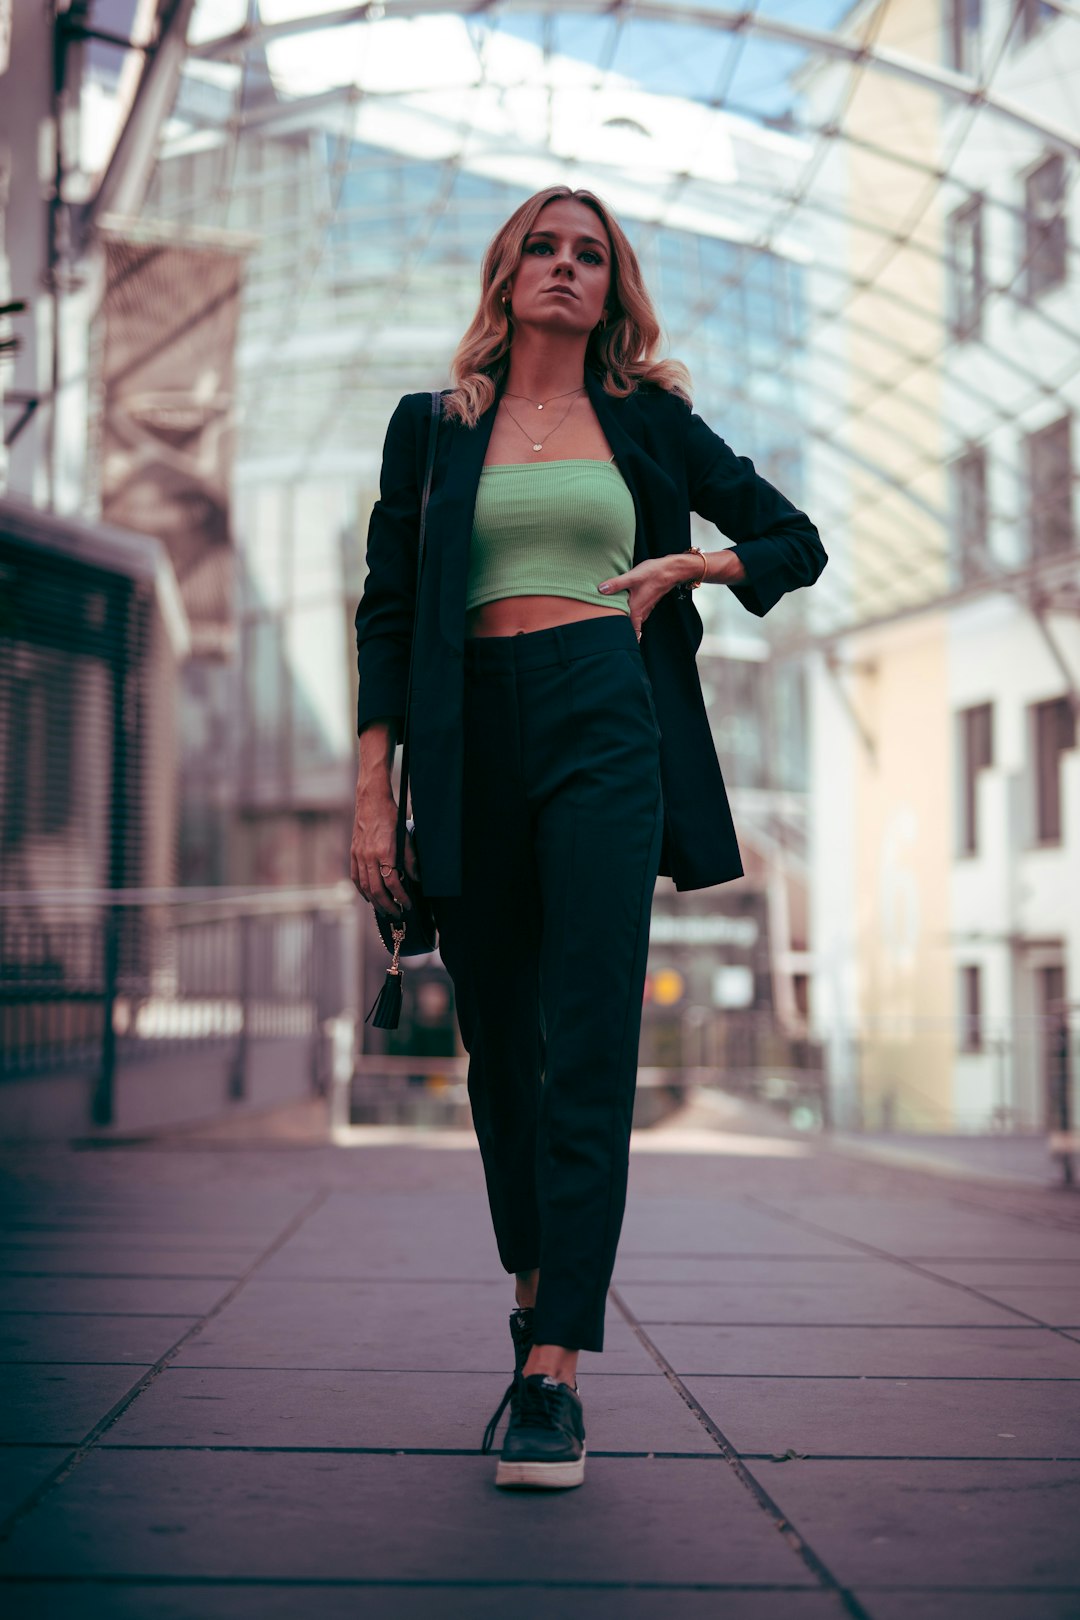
[480,1307,534,1455]
[494,1373,586,1490]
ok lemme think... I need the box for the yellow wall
[849,616,954,1126]
[843,0,954,1123]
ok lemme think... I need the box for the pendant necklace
[503,386,586,412]
[500,388,583,453]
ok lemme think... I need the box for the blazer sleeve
[354,395,421,736]
[681,404,827,618]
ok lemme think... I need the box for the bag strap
[395,389,442,871]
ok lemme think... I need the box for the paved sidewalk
[1,1104,1080,1619]
[825,1128,1069,1188]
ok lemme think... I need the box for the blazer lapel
[586,370,687,572]
[584,371,652,568]
[434,387,500,649]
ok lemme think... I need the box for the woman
[351,185,825,1491]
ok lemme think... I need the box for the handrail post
[1052,1006,1074,1189]
[92,903,119,1126]
[310,908,322,1093]
[229,911,250,1101]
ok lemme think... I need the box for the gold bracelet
[688,546,708,589]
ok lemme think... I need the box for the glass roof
[93,0,1080,644]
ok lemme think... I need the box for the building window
[1027,416,1074,560]
[947,195,984,340]
[1024,152,1067,299]
[959,965,983,1052]
[948,0,982,74]
[958,702,993,856]
[1020,0,1057,43]
[1032,696,1076,845]
[951,444,989,583]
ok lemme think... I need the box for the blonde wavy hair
[443,186,691,427]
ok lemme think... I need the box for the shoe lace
[518,1377,572,1432]
[480,1310,536,1454]
[481,1379,516,1455]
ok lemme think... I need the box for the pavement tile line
[743,1195,1080,1345]
[607,1286,875,1620]
[0,1188,329,1547]
[744,1458,1080,1470]
[0,1272,253,1282]
[2,1441,1069,1462]
[629,1321,1080,1330]
[619,1250,1080,1264]
[0,1442,729,1459]
[0,1574,848,1593]
[19,1361,1074,1379]
[84,1362,664,1375]
[0,1309,230,1319]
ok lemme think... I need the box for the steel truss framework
[100,0,1080,643]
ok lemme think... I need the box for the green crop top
[467,458,636,615]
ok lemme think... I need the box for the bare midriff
[465,596,627,638]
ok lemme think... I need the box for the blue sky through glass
[490,0,857,119]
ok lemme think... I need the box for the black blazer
[355,366,826,897]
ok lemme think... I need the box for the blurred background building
[803,0,1080,1134]
[0,0,1076,1148]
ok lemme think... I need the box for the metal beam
[79,0,198,249]
[189,0,1080,159]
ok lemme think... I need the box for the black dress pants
[429,613,664,1352]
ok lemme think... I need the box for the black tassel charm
[365,920,407,1029]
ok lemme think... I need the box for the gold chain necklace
[499,393,581,454]
[503,385,586,412]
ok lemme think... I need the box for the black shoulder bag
[365,390,442,1030]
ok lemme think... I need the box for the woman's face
[505,197,612,337]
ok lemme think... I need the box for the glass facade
[139,88,813,816]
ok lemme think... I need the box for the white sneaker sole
[494,1449,586,1490]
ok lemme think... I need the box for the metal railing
[0,883,358,1125]
[352,1004,1077,1185]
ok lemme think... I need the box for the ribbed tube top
[466,458,636,615]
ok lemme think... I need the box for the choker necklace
[503,386,586,413]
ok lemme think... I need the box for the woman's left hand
[597,556,682,640]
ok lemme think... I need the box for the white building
[802,0,1080,1133]
[942,0,1080,1132]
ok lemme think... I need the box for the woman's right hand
[350,787,418,916]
